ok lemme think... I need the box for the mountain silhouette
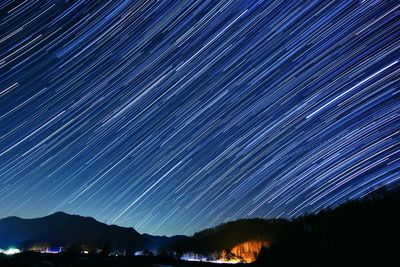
[0,185,399,266]
[171,185,400,266]
[0,212,166,251]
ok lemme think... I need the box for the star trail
[0,0,399,236]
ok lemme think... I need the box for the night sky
[0,0,399,236]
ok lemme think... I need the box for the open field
[0,253,249,267]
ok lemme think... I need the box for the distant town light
[0,248,21,255]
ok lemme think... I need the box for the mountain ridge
[0,211,147,251]
[1,186,399,265]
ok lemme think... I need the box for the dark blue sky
[0,0,399,236]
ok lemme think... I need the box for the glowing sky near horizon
[0,0,399,236]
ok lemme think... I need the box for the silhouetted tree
[66,243,83,255]
[101,242,111,256]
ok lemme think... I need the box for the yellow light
[223,240,270,263]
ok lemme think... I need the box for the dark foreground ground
[0,253,249,267]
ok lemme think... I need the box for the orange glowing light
[229,240,270,263]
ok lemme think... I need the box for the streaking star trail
[0,0,399,236]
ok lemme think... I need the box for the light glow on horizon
[0,248,21,255]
